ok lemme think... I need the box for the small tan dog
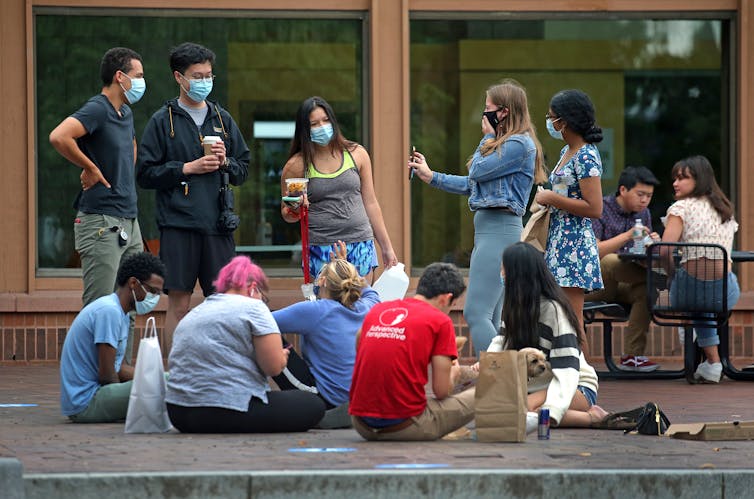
[519,347,550,380]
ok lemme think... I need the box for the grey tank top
[306,151,374,245]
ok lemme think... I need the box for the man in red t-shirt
[349,262,474,440]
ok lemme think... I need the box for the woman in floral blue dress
[535,89,604,355]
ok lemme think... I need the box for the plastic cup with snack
[285,178,308,197]
[283,177,308,209]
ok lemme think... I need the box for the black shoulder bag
[217,170,240,233]
[624,402,671,436]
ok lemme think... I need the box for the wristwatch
[223,157,230,168]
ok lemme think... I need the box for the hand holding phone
[408,145,416,180]
[282,195,302,209]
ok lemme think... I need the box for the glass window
[35,9,365,275]
[410,17,730,268]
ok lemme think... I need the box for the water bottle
[372,263,410,301]
[632,219,645,254]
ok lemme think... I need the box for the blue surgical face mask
[132,282,160,315]
[546,118,563,141]
[181,75,213,103]
[310,123,334,145]
[121,73,146,104]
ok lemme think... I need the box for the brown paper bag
[474,350,528,442]
[521,204,550,253]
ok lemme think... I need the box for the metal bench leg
[719,323,754,381]
[601,319,622,372]
[683,327,697,384]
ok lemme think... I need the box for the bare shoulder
[349,143,371,167]
[281,153,305,179]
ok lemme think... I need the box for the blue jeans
[577,386,597,406]
[465,209,521,354]
[669,268,740,348]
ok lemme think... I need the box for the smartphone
[408,145,416,180]
[282,195,302,207]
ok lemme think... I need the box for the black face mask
[483,108,504,130]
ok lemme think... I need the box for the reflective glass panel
[35,10,364,274]
[410,18,729,268]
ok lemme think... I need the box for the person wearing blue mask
[137,42,250,354]
[50,47,148,366]
[535,89,605,357]
[60,252,166,423]
[280,96,397,282]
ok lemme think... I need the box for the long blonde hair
[469,79,547,184]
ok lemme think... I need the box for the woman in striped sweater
[489,242,608,427]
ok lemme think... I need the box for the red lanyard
[300,205,310,284]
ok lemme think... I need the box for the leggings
[465,209,522,354]
[272,347,336,409]
[167,390,325,433]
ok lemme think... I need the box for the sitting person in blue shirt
[60,252,166,423]
[272,241,380,427]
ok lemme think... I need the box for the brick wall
[1,309,752,365]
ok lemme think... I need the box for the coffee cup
[202,135,222,156]
[285,177,309,196]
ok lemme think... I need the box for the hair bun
[584,124,603,144]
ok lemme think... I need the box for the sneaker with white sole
[619,355,660,372]
[694,360,723,383]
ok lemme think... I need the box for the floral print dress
[544,143,603,291]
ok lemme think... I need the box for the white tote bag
[125,317,172,433]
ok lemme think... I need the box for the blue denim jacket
[429,133,536,216]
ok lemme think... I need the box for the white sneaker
[694,361,723,383]
[526,412,539,435]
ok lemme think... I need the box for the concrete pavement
[1,363,754,498]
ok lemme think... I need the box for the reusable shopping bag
[125,317,171,434]
[521,187,550,253]
[474,350,528,442]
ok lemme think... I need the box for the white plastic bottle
[372,263,410,301]
[632,219,645,254]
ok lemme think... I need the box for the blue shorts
[577,386,597,406]
[308,240,378,278]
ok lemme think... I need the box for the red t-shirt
[349,298,458,419]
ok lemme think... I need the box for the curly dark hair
[116,252,167,287]
[100,47,141,86]
[550,89,603,143]
[415,262,466,303]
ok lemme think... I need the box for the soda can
[538,408,550,440]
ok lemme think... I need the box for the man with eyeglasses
[60,252,166,423]
[587,166,661,372]
[137,42,250,354]
[50,47,148,364]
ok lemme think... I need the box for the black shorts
[159,228,235,296]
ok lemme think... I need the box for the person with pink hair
[166,256,325,432]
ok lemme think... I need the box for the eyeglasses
[138,280,163,295]
[250,286,270,305]
[182,73,216,82]
[545,113,561,122]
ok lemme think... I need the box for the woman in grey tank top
[280,96,397,282]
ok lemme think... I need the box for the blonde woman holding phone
[409,79,546,354]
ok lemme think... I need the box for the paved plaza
[1,362,753,498]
